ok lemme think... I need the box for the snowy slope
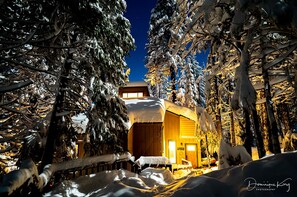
[43,151,297,197]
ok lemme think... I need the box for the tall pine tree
[145,0,178,101]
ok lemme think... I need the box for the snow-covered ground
[44,151,297,197]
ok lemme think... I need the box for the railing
[172,159,192,172]
[0,152,139,197]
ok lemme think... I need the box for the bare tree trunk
[228,80,236,146]
[41,57,72,169]
[205,134,211,168]
[243,108,252,156]
[230,110,236,146]
[278,103,294,152]
[260,37,281,154]
[282,103,293,133]
[214,76,222,138]
[252,108,265,158]
[170,65,176,103]
[261,103,273,153]
[276,104,285,139]
[294,69,297,98]
[263,70,281,154]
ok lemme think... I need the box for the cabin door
[185,144,198,168]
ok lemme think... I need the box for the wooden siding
[164,111,180,140]
[128,125,134,155]
[180,116,196,137]
[164,111,201,167]
[132,123,163,159]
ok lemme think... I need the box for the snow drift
[43,151,297,197]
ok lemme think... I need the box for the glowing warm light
[123,92,144,98]
[187,145,195,151]
[168,141,176,163]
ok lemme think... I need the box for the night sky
[124,0,157,82]
[124,0,208,82]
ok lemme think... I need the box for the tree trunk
[278,103,293,152]
[263,70,281,154]
[261,103,273,153]
[260,37,281,154]
[41,58,72,169]
[282,103,293,133]
[228,80,236,146]
[243,108,252,156]
[294,68,297,97]
[170,65,176,103]
[252,108,265,158]
[276,104,285,138]
[230,110,236,146]
[214,76,222,138]
[205,134,211,168]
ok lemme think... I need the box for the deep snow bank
[44,152,297,197]
[170,151,297,197]
[43,168,177,197]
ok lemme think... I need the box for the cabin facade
[120,82,202,168]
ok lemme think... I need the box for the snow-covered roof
[164,100,197,122]
[124,97,197,129]
[125,81,148,87]
[124,97,166,128]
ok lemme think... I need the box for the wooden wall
[128,125,134,155]
[164,111,201,167]
[131,123,163,160]
[180,116,196,137]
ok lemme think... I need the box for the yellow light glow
[169,141,175,150]
[122,92,144,98]
[168,141,176,163]
[187,145,195,151]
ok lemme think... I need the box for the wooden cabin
[120,82,202,168]
[118,81,150,98]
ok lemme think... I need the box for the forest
[145,0,297,158]
[0,0,297,195]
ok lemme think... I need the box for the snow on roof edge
[124,98,198,129]
[124,81,148,87]
[164,100,197,122]
[124,97,165,129]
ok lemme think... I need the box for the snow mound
[135,156,170,166]
[71,113,89,134]
[140,167,175,185]
[218,140,252,169]
[43,152,297,197]
[169,151,297,196]
[43,168,174,196]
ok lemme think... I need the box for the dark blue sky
[124,0,157,82]
[124,0,208,82]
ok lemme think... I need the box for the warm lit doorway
[185,144,198,168]
[168,140,176,163]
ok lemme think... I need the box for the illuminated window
[122,92,144,98]
[187,145,196,151]
[168,140,176,163]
